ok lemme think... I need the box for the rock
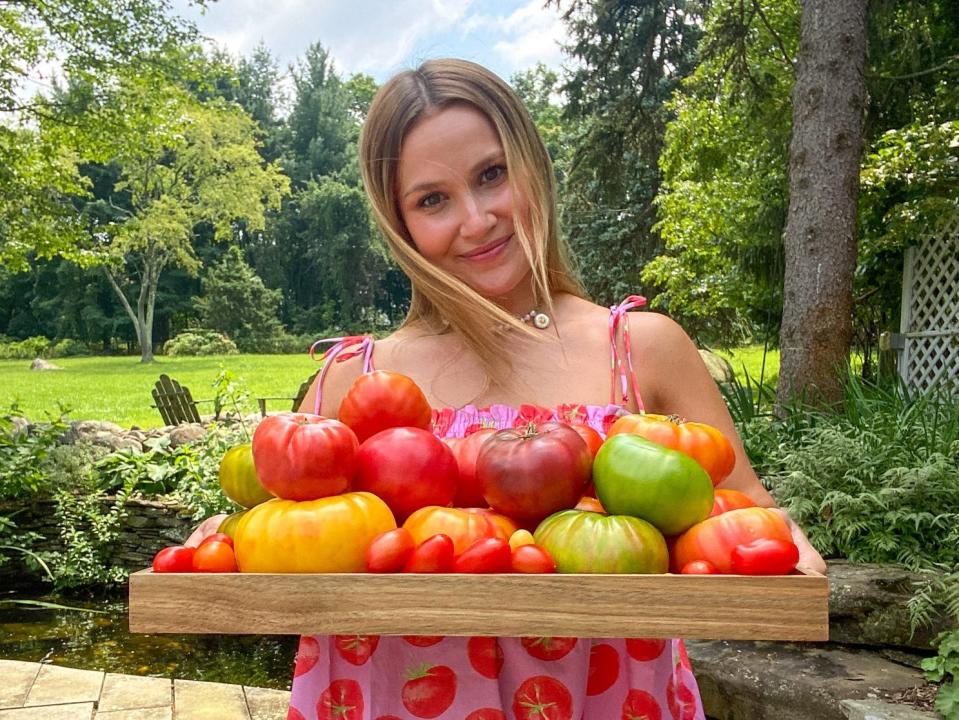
[688,639,933,720]
[828,560,954,651]
[699,349,736,384]
[30,358,63,371]
[167,423,207,448]
[60,420,142,453]
[840,698,939,719]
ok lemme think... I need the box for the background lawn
[1,345,782,428]
[1,354,320,428]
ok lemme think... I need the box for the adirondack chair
[151,374,218,426]
[256,370,320,417]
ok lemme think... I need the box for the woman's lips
[461,236,511,261]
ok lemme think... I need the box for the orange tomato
[234,492,396,572]
[403,506,518,557]
[192,540,237,573]
[671,507,792,573]
[709,488,757,517]
[607,413,735,485]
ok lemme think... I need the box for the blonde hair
[359,58,585,383]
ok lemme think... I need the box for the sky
[171,0,572,85]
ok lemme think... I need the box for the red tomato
[401,664,456,718]
[710,488,757,517]
[318,679,364,720]
[608,413,736,485]
[521,637,577,661]
[680,560,719,575]
[622,689,663,720]
[403,534,454,573]
[191,540,237,572]
[587,643,620,696]
[568,423,603,457]
[354,427,458,523]
[512,676,574,720]
[511,544,556,574]
[467,637,503,679]
[152,545,194,573]
[251,413,358,501]
[671,507,793,573]
[453,537,512,573]
[365,528,415,573]
[338,370,432,443]
[476,422,592,524]
[334,635,380,665]
[403,506,517,557]
[444,427,496,507]
[199,532,234,548]
[731,538,799,575]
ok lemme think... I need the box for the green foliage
[165,330,238,357]
[49,338,91,357]
[194,246,285,351]
[0,407,69,499]
[923,630,959,718]
[0,336,53,360]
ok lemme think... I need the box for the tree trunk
[103,252,164,363]
[777,0,867,410]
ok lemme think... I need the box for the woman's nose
[459,194,496,239]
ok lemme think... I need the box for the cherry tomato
[453,538,512,573]
[199,532,234,548]
[338,370,432,442]
[152,545,195,573]
[192,540,237,573]
[508,529,535,550]
[511,544,556,574]
[403,534,455,573]
[366,528,415,573]
[680,560,719,575]
[731,538,799,575]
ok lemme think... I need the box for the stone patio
[0,660,290,720]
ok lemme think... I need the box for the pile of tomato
[152,370,800,577]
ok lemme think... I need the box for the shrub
[165,330,238,356]
[0,336,52,359]
[49,338,91,357]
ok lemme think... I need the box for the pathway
[0,659,290,720]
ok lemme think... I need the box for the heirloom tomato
[217,509,248,539]
[592,433,713,536]
[444,427,496,507]
[218,443,273,508]
[338,370,432,442]
[251,413,358,501]
[710,488,757,517]
[234,492,395,573]
[671,506,793,574]
[568,423,603,457]
[476,422,591,524]
[354,427,458,523]
[608,413,736,485]
[403,506,517,556]
[533,509,669,574]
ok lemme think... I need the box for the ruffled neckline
[431,402,627,439]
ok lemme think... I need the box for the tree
[90,76,289,362]
[195,246,284,350]
[777,0,868,406]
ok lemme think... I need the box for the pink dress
[288,297,705,720]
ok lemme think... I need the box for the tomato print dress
[288,296,706,720]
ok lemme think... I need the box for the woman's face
[396,104,532,308]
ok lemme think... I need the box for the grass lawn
[2,344,783,428]
[1,354,320,428]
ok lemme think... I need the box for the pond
[0,591,297,690]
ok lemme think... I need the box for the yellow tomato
[217,509,248,539]
[219,444,274,508]
[234,492,396,573]
[508,529,535,550]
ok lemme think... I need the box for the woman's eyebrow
[401,152,506,199]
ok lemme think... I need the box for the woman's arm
[631,312,827,574]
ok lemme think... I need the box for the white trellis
[896,220,959,392]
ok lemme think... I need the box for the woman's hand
[768,508,827,575]
[184,514,228,548]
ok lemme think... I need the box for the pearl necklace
[519,308,551,330]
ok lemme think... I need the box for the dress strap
[307,335,375,415]
[608,295,647,412]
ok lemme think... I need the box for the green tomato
[592,433,714,535]
[217,509,248,539]
[219,444,274,508]
[534,510,668,574]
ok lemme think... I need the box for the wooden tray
[129,569,828,641]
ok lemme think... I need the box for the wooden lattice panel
[900,224,959,392]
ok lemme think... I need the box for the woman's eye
[419,193,442,208]
[481,165,505,183]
